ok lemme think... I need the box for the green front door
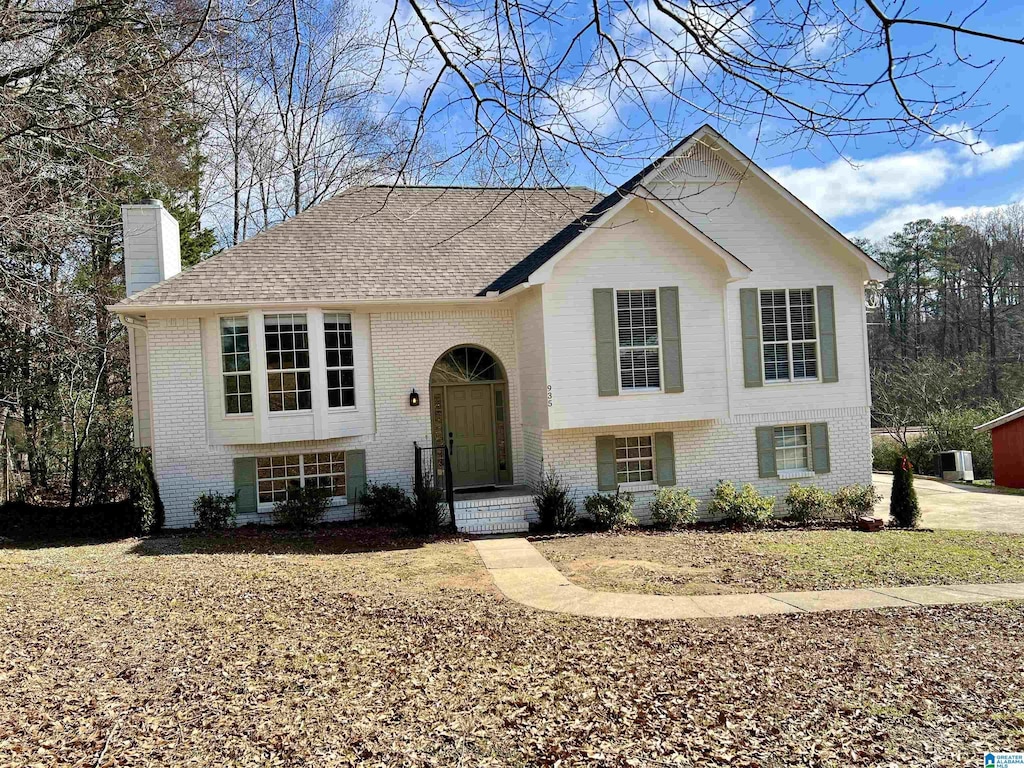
[446,384,495,488]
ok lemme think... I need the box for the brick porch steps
[453,487,533,535]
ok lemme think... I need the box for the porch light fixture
[409,389,420,407]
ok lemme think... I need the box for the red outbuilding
[976,406,1024,489]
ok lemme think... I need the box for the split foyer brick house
[110,125,890,533]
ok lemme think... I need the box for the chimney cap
[137,197,163,207]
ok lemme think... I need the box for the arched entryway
[430,346,512,489]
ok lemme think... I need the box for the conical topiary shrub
[890,455,921,528]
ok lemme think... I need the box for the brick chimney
[121,199,181,296]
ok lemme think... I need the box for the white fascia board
[106,284,530,315]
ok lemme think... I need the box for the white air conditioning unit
[939,450,974,482]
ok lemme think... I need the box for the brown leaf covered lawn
[2,528,1024,767]
[534,529,1024,596]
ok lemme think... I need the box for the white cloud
[935,122,1024,175]
[769,150,954,219]
[849,200,1021,241]
[768,126,1024,228]
[965,140,1024,174]
[803,21,842,58]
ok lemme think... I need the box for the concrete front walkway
[474,537,1024,620]
[873,472,1024,533]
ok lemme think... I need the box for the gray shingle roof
[118,186,605,307]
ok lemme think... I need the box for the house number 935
[547,385,553,407]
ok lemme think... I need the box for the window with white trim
[616,290,661,390]
[264,313,312,412]
[256,452,346,504]
[615,435,654,483]
[324,313,355,408]
[760,289,818,382]
[774,425,810,471]
[220,316,252,414]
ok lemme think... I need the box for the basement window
[615,435,654,484]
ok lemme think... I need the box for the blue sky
[654,2,1024,242]
[376,0,1024,244]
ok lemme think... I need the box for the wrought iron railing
[414,440,455,529]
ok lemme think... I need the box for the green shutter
[346,449,366,503]
[593,288,619,397]
[817,286,839,383]
[755,427,777,478]
[659,287,684,393]
[233,457,258,515]
[810,423,831,474]
[740,288,763,388]
[654,432,676,487]
[596,435,617,491]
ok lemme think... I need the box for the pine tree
[890,455,921,528]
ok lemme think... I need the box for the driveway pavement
[872,472,1024,533]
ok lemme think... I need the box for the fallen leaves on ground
[535,529,1024,596]
[1,529,1022,766]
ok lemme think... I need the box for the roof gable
[639,127,890,281]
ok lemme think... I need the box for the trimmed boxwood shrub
[271,486,331,529]
[707,481,775,529]
[834,483,882,522]
[359,482,413,525]
[784,483,836,523]
[649,487,699,530]
[583,490,637,532]
[193,491,237,532]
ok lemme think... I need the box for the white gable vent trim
[652,138,743,184]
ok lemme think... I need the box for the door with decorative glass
[429,346,512,488]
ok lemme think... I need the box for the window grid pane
[302,451,347,498]
[324,313,355,408]
[221,317,252,414]
[265,314,312,412]
[256,453,347,503]
[760,289,818,382]
[257,455,301,503]
[614,435,655,483]
[616,290,661,390]
[773,425,809,471]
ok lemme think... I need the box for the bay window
[264,313,312,412]
[324,312,355,408]
[220,316,252,414]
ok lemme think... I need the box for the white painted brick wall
[146,308,525,527]
[540,406,873,524]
